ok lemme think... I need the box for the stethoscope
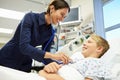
[43,14,59,51]
[43,25,56,51]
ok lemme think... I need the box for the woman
[0,0,70,72]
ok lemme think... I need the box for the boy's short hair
[90,34,110,57]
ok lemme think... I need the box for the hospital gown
[58,52,112,80]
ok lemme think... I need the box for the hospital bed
[1,63,120,80]
[0,37,120,80]
[56,37,120,80]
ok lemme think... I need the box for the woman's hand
[52,52,71,64]
[43,62,62,73]
[45,52,71,64]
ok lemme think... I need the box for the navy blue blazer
[0,12,55,72]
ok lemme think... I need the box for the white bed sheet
[0,65,83,80]
[58,65,84,80]
[0,66,46,80]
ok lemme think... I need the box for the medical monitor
[60,6,82,27]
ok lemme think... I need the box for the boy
[39,34,111,80]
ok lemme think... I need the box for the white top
[70,52,112,78]
[58,52,112,80]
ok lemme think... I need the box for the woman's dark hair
[47,0,70,14]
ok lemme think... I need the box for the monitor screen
[60,6,81,27]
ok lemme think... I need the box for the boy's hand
[43,62,62,73]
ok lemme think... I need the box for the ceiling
[0,0,112,45]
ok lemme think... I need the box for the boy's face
[81,37,98,57]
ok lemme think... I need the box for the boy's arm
[39,70,64,80]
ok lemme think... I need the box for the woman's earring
[50,11,52,14]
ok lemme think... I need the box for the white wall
[71,0,94,27]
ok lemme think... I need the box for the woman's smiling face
[50,7,69,25]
